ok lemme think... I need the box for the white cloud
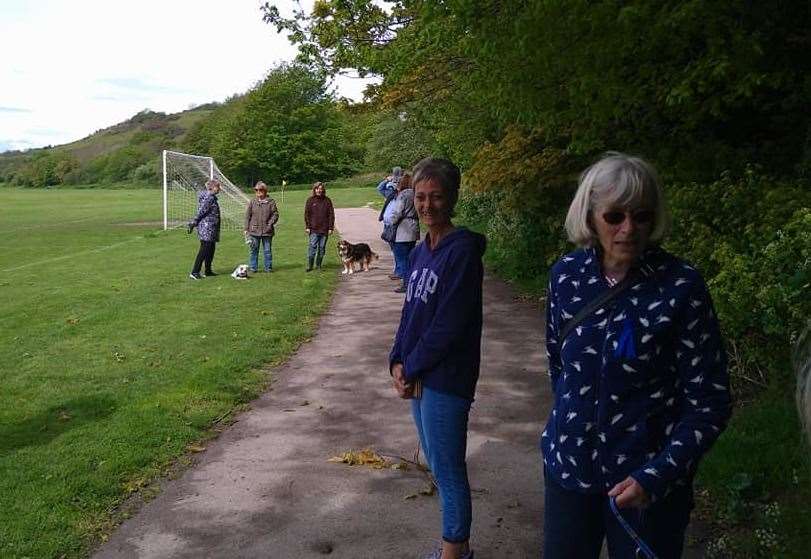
[0,0,376,152]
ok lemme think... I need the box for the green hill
[0,104,217,188]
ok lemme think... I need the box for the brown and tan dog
[337,239,378,274]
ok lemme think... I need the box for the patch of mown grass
[0,187,372,558]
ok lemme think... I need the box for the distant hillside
[0,104,218,187]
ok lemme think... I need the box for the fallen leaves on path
[327,448,408,471]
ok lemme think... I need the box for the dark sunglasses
[602,209,655,225]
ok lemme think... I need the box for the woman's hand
[391,363,413,399]
[608,477,650,509]
[305,228,310,234]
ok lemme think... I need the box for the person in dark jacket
[303,181,335,271]
[187,179,222,280]
[244,181,279,272]
[390,157,485,559]
[387,173,420,293]
[542,152,732,559]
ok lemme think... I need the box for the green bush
[457,190,570,292]
[64,145,154,185]
[363,111,441,171]
[665,172,811,388]
[128,159,161,183]
[9,151,79,187]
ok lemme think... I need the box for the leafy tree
[364,110,441,171]
[183,63,362,185]
[263,0,811,179]
[11,151,79,187]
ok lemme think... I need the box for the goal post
[162,150,250,232]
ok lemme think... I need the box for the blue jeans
[308,233,328,265]
[392,241,416,279]
[411,386,472,544]
[249,235,272,271]
[388,241,396,274]
[543,470,693,559]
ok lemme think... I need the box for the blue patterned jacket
[189,191,221,242]
[541,247,732,501]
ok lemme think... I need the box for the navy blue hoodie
[389,228,487,400]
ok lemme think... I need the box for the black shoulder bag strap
[558,272,639,343]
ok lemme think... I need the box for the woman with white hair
[187,179,222,280]
[541,153,732,558]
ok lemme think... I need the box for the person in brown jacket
[304,181,335,271]
[244,181,279,272]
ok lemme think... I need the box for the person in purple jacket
[542,153,732,558]
[389,157,486,559]
[187,179,221,280]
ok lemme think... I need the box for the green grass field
[0,186,378,558]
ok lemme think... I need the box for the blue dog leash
[609,497,659,559]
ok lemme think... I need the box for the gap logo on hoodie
[406,268,439,303]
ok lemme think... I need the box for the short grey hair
[413,157,461,213]
[564,152,669,247]
[392,166,403,179]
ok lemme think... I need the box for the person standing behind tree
[379,167,403,278]
[244,181,279,273]
[387,173,419,293]
[187,179,222,280]
[304,181,335,271]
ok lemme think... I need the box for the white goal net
[162,150,250,231]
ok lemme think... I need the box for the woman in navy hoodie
[542,153,732,558]
[390,157,485,559]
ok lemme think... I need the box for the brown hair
[413,157,461,213]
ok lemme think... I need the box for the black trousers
[543,471,693,559]
[191,240,216,274]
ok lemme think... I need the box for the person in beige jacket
[244,181,279,272]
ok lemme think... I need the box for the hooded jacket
[387,189,419,243]
[542,246,732,501]
[189,190,220,242]
[389,228,487,400]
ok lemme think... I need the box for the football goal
[162,150,250,231]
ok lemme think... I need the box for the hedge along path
[93,207,550,558]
